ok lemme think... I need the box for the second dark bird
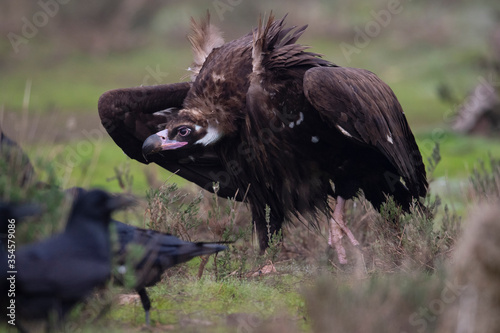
[68,187,227,326]
[113,220,226,325]
[13,189,131,324]
[0,129,227,326]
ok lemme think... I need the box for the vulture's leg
[328,216,347,264]
[328,196,360,264]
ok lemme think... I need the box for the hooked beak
[142,129,188,157]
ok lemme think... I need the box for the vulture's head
[141,13,314,158]
[142,112,224,156]
[142,13,255,157]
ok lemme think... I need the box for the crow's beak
[142,129,188,157]
[106,194,136,211]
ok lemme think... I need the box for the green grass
[99,262,313,332]
[416,131,500,180]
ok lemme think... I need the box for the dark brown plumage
[98,14,427,263]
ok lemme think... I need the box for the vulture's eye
[177,126,191,137]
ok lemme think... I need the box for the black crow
[114,220,226,325]
[0,125,227,326]
[13,189,132,324]
[68,186,227,326]
[98,14,427,263]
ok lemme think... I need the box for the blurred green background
[1,0,499,198]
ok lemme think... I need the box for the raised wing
[98,83,241,199]
[98,83,190,163]
[303,66,427,198]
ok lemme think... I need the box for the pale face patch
[195,125,223,146]
[311,136,319,143]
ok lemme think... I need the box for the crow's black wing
[136,230,226,267]
[16,249,109,320]
[17,236,109,298]
[114,220,226,288]
[98,84,241,199]
[303,67,427,198]
[115,220,226,268]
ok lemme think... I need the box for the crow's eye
[177,126,191,137]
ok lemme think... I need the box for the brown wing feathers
[304,67,427,198]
